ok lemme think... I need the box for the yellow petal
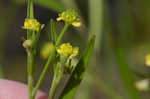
[72,21,82,27]
[73,47,79,55]
[57,17,63,21]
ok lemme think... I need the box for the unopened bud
[40,42,54,59]
[23,40,32,52]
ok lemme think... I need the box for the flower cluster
[22,18,40,32]
[57,9,81,27]
[57,43,79,59]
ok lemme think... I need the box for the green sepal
[64,58,78,74]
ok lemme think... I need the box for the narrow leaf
[14,0,65,12]
[59,35,95,99]
[115,46,140,99]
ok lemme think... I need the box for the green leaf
[50,19,57,44]
[59,35,95,99]
[115,46,140,99]
[14,0,65,12]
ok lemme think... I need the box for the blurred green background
[1,0,150,99]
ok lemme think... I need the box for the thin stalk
[49,71,63,99]
[32,23,69,98]
[114,46,140,99]
[49,76,62,99]
[32,48,56,98]
[49,59,65,99]
[27,52,34,99]
[56,23,69,46]
[27,0,35,99]
[89,0,103,52]
[27,0,34,19]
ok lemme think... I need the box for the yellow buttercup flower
[57,43,73,56]
[57,9,82,27]
[57,43,79,59]
[22,18,40,32]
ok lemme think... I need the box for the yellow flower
[145,54,150,66]
[57,43,79,59]
[69,47,79,59]
[22,18,40,32]
[57,9,82,27]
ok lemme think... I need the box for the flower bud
[40,42,54,59]
[23,40,32,52]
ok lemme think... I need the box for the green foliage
[115,46,140,99]
[89,0,103,52]
[59,35,95,99]
[14,0,65,12]
[88,74,124,99]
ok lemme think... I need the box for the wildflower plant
[22,0,95,99]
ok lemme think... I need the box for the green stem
[56,23,69,46]
[49,59,65,99]
[32,23,69,98]
[115,46,140,99]
[49,72,63,99]
[27,52,35,99]
[27,0,34,19]
[32,48,56,98]
[89,0,103,52]
[27,0,35,99]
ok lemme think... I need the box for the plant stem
[48,65,63,99]
[89,0,103,52]
[32,48,56,98]
[56,23,69,46]
[115,46,140,99]
[49,77,62,99]
[32,23,69,98]
[27,52,34,99]
[27,0,35,99]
